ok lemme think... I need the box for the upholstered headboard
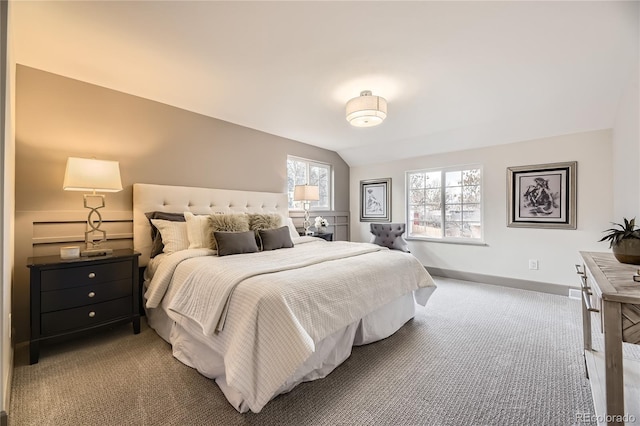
[133,183,289,266]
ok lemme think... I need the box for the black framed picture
[507,161,577,229]
[360,178,391,222]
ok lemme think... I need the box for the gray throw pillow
[213,230,259,256]
[258,226,294,251]
[145,211,186,258]
[208,214,251,250]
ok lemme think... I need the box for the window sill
[406,237,488,247]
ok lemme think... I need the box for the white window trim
[405,164,484,244]
[287,155,332,211]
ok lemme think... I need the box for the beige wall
[1,0,13,419]
[13,65,350,343]
[351,129,613,289]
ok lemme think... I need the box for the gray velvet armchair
[369,223,410,253]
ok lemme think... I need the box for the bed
[133,183,436,413]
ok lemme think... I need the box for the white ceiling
[11,1,639,166]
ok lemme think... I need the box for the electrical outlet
[528,259,539,270]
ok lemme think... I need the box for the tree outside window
[287,156,331,210]
[407,166,482,241]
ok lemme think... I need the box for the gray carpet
[10,278,596,425]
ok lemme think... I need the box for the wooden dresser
[578,252,640,425]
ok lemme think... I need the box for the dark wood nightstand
[312,232,333,241]
[27,249,141,364]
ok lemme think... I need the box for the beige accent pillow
[184,212,211,249]
[285,217,300,241]
[150,219,190,254]
[248,213,282,232]
[208,214,250,250]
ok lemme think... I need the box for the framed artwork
[360,178,391,222]
[507,161,577,229]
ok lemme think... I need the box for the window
[406,165,482,241]
[287,156,332,210]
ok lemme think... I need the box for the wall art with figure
[507,162,576,229]
[360,178,391,222]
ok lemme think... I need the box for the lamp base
[81,247,113,257]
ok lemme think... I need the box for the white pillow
[184,212,212,249]
[150,219,189,254]
[286,217,300,241]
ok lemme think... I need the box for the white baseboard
[426,266,577,297]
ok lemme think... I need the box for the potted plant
[598,217,640,264]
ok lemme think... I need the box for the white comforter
[145,238,435,412]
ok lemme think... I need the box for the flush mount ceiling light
[345,90,387,127]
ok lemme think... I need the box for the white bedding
[133,183,437,413]
[145,238,436,413]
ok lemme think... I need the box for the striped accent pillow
[184,212,212,249]
[150,219,190,254]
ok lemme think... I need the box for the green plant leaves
[599,217,640,248]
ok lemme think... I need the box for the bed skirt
[145,286,435,413]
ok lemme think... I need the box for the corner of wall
[612,66,640,219]
[1,0,16,417]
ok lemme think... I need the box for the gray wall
[16,65,349,212]
[13,65,350,343]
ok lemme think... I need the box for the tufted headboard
[133,183,289,266]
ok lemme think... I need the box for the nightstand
[27,249,141,364]
[312,232,333,241]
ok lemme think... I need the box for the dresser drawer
[41,260,133,291]
[41,279,132,313]
[41,297,132,335]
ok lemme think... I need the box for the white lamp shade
[346,91,387,127]
[63,157,123,192]
[293,185,320,201]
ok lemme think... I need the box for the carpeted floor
[10,278,597,425]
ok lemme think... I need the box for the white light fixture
[293,184,320,235]
[63,157,123,256]
[346,90,387,127]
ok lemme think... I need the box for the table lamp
[63,157,123,256]
[293,184,319,235]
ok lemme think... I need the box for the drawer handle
[578,275,591,292]
[88,311,96,318]
[88,273,96,279]
[88,291,96,298]
[582,290,599,313]
[575,264,584,275]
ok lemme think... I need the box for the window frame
[287,155,332,211]
[405,164,484,244]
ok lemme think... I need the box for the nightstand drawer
[41,279,132,313]
[41,296,132,335]
[41,260,133,291]
[28,249,141,364]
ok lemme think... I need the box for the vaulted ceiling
[11,1,639,166]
